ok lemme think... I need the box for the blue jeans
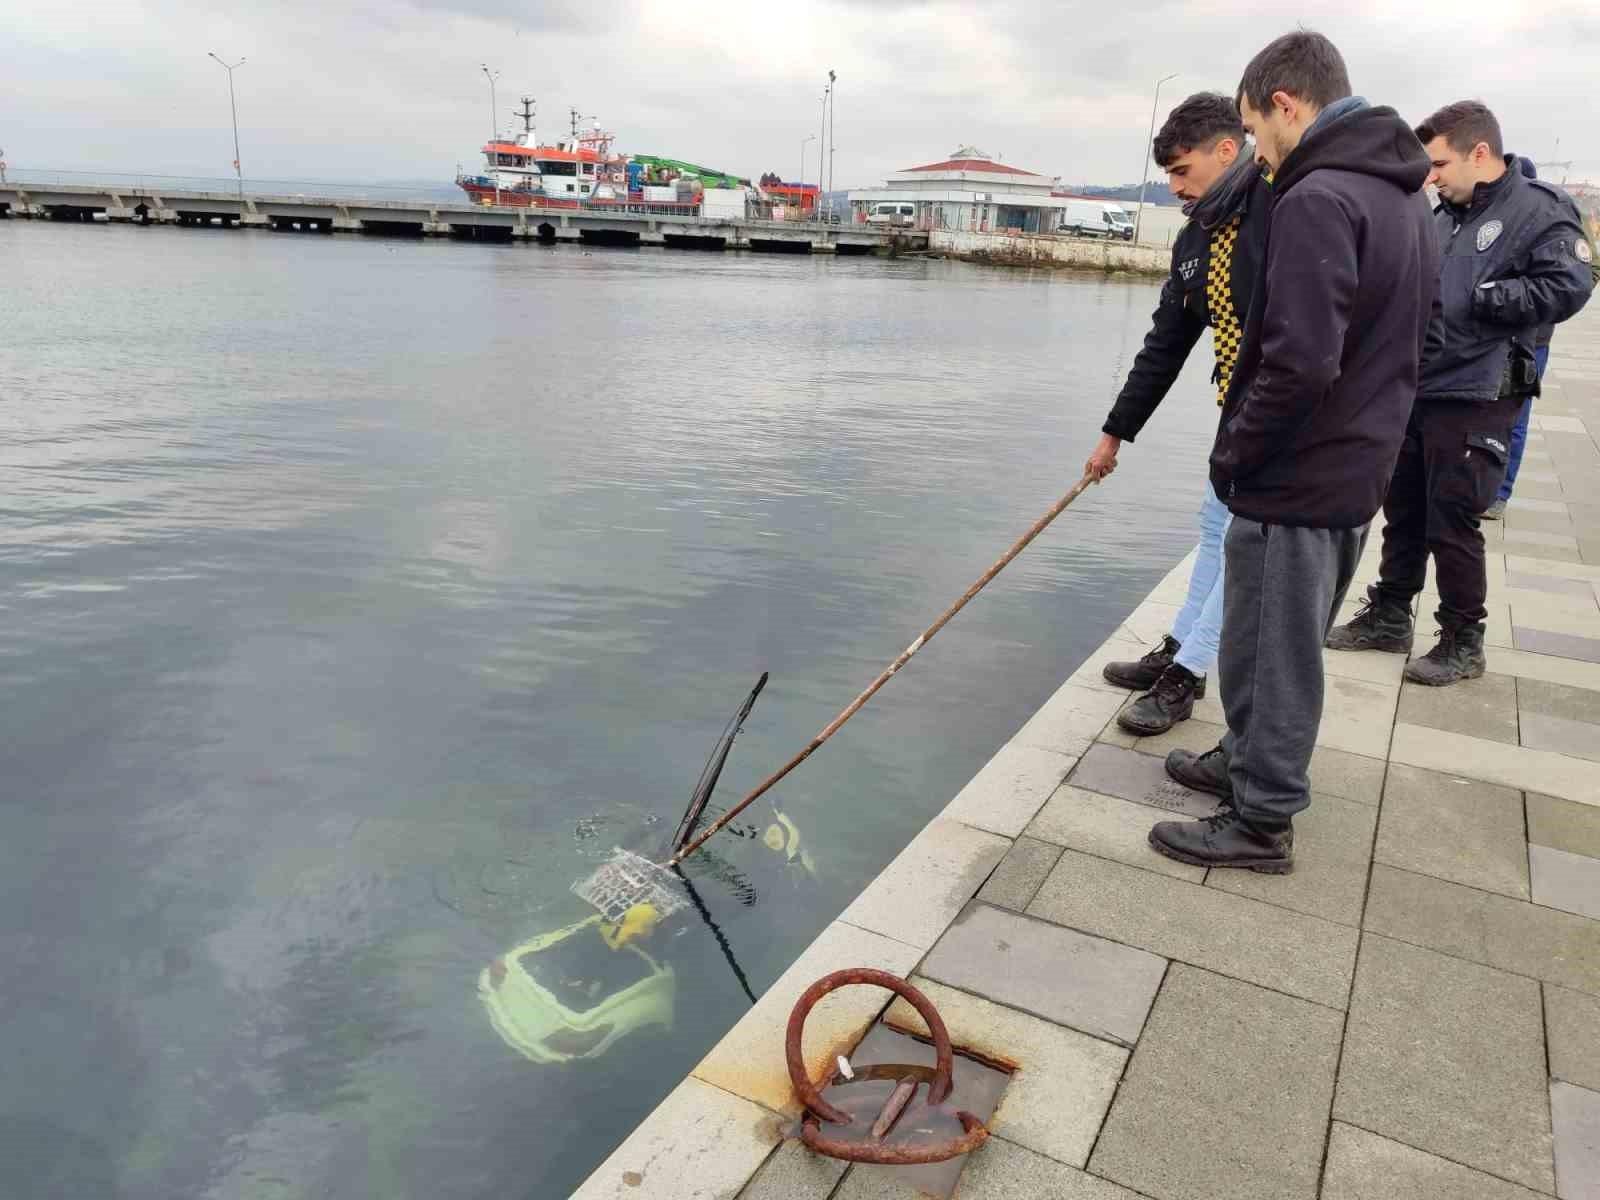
[1172,481,1232,677]
[1499,344,1551,502]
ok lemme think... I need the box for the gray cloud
[397,0,636,33]
[4,1,1596,192]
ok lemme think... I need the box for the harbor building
[848,147,1075,233]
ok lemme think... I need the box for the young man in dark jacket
[1148,31,1438,872]
[1088,93,1270,737]
[1326,102,1593,685]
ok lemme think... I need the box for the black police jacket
[1100,169,1271,443]
[1419,158,1593,403]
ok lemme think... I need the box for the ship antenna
[517,97,536,138]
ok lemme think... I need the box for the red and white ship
[456,99,758,216]
[459,100,698,215]
[456,100,624,208]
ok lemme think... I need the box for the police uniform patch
[1476,219,1503,252]
[1578,239,1595,264]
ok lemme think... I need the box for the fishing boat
[454,99,751,216]
[455,100,622,209]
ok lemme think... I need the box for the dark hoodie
[1210,106,1438,528]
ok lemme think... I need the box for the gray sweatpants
[1218,518,1368,827]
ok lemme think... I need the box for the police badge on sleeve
[1578,239,1594,265]
[1476,219,1503,252]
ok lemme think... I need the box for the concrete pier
[574,301,1600,1199]
[931,227,1170,277]
[0,181,923,255]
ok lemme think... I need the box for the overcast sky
[6,1,1597,191]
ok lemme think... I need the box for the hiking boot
[1103,634,1185,692]
[1149,810,1294,873]
[1118,664,1204,736]
[1325,586,1414,653]
[1482,498,1507,520]
[1404,623,1487,687]
[1164,744,1232,801]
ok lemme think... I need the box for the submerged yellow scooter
[484,474,1102,1065]
[481,674,810,1065]
[479,912,676,1065]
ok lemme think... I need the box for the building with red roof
[848,145,1132,235]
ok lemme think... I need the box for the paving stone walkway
[574,302,1600,1200]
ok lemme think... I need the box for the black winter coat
[1418,159,1593,402]
[1210,106,1437,529]
[1100,170,1271,443]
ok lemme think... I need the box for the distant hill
[1070,184,1184,207]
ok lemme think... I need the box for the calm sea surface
[0,219,1216,1198]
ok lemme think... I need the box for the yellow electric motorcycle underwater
[479,673,817,1065]
[479,472,1103,1066]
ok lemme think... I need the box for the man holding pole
[1088,92,1270,737]
[1149,31,1437,873]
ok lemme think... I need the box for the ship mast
[516,97,536,146]
[566,107,614,159]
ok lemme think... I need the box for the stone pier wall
[931,228,1169,277]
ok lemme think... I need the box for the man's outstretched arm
[1090,271,1206,478]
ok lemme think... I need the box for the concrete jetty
[0,180,924,254]
[573,300,1600,1199]
[930,228,1170,277]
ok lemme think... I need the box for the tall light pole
[827,70,837,209]
[207,52,246,206]
[1133,72,1177,246]
[481,65,501,204]
[800,134,815,216]
[818,82,830,220]
[481,65,501,142]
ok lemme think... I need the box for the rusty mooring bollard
[785,968,989,1164]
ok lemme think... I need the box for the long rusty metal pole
[669,472,1097,867]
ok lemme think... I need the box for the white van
[1056,199,1135,240]
[867,202,916,227]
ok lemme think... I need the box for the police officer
[1327,100,1593,685]
[1487,157,1600,519]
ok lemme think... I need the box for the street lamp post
[818,83,829,220]
[800,134,815,218]
[207,52,246,208]
[481,65,501,204]
[827,69,837,210]
[1133,72,1177,246]
[481,65,501,141]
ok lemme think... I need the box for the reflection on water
[0,221,1216,1198]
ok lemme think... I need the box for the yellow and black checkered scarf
[1207,215,1243,406]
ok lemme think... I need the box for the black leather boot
[1404,623,1487,686]
[1118,664,1204,736]
[1164,744,1232,801]
[1325,586,1414,653]
[1103,634,1197,692]
[1148,810,1294,873]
